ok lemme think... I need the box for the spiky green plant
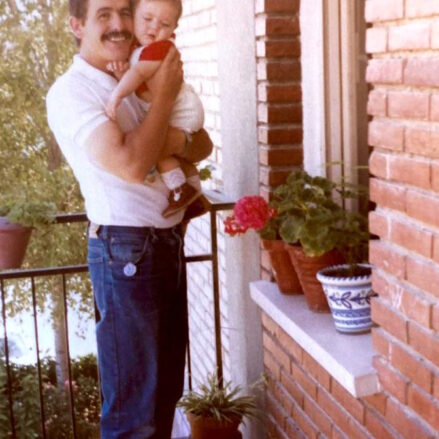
[177,373,260,424]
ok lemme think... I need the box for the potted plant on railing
[0,199,56,269]
[224,195,302,294]
[177,373,260,439]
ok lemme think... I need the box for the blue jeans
[87,224,188,438]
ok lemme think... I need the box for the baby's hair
[130,0,183,21]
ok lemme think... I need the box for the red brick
[259,147,303,166]
[390,218,433,258]
[280,368,304,408]
[406,0,439,18]
[369,178,406,212]
[303,395,332,437]
[388,22,431,51]
[363,392,388,415]
[285,417,304,439]
[266,392,288,430]
[390,342,433,392]
[255,16,300,37]
[386,397,437,439]
[264,349,281,380]
[367,90,387,116]
[434,375,439,399]
[405,58,439,88]
[388,91,429,120]
[365,409,397,439]
[268,379,295,418]
[368,120,404,151]
[256,0,300,14]
[371,297,408,342]
[433,306,439,331]
[369,240,406,280]
[369,150,388,179]
[371,327,390,357]
[257,39,301,58]
[408,384,439,431]
[373,356,408,403]
[292,363,317,400]
[263,332,291,372]
[259,168,291,186]
[400,288,433,328]
[277,326,303,363]
[258,59,301,81]
[259,84,302,103]
[405,127,439,159]
[317,389,369,439]
[262,313,278,335]
[366,27,388,53]
[430,94,439,122]
[406,257,439,296]
[369,210,389,239]
[371,270,396,304]
[302,352,331,391]
[409,322,439,368]
[431,163,439,193]
[365,0,404,22]
[291,405,319,439]
[258,103,302,124]
[258,127,302,145]
[331,380,365,424]
[366,58,404,84]
[388,155,431,189]
[406,189,439,230]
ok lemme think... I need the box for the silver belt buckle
[89,222,100,238]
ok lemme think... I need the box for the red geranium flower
[224,195,276,236]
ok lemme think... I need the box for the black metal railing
[0,190,234,439]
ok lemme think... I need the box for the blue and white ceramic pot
[316,264,377,334]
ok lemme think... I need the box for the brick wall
[255,0,303,283]
[366,0,439,436]
[262,313,438,439]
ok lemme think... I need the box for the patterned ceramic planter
[316,264,377,334]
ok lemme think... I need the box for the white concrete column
[216,1,263,438]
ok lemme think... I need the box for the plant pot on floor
[316,264,377,334]
[285,245,344,312]
[261,239,302,294]
[187,413,242,439]
[0,217,32,269]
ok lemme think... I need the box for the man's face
[70,0,134,71]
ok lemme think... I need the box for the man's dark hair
[69,0,89,19]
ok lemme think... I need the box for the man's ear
[69,16,84,40]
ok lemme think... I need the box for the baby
[106,0,205,218]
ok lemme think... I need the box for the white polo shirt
[46,55,183,228]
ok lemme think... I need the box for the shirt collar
[72,55,118,90]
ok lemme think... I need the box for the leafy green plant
[177,373,261,424]
[0,200,57,228]
[271,170,369,270]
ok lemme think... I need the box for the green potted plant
[224,195,302,294]
[177,373,260,439]
[0,199,56,269]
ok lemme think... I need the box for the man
[46,0,212,437]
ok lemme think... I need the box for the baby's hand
[106,61,130,80]
[106,94,121,121]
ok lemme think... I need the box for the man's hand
[106,61,130,81]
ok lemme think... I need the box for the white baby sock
[161,168,186,190]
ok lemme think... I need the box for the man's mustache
[102,31,133,42]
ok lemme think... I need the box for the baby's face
[134,1,178,45]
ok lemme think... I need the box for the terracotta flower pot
[187,413,242,439]
[0,218,32,269]
[261,239,302,294]
[285,245,344,312]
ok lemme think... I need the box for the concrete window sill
[250,280,381,398]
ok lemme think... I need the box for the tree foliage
[0,2,92,318]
